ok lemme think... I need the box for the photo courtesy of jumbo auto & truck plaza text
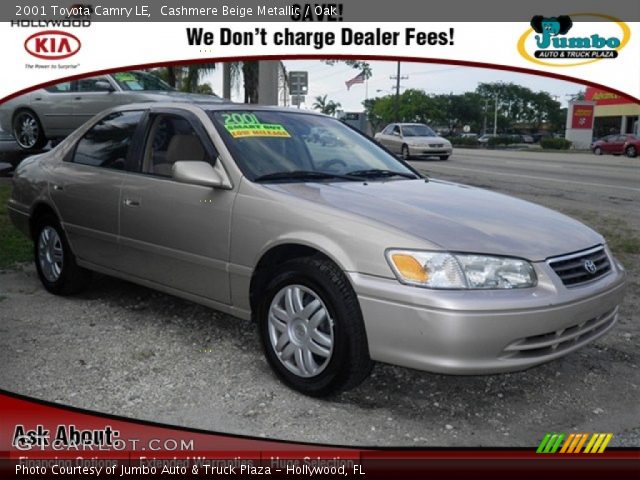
[0,0,638,478]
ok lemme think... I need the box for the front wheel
[34,215,90,295]
[625,145,637,158]
[258,257,372,397]
[13,109,47,151]
[593,146,603,155]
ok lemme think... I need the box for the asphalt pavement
[0,147,638,448]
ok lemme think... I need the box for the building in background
[586,87,639,138]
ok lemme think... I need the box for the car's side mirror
[172,161,224,188]
[94,80,114,92]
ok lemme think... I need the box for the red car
[591,134,639,157]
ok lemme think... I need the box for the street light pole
[483,99,489,135]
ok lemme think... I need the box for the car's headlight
[386,250,536,289]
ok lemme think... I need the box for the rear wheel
[625,145,637,158]
[13,109,47,151]
[258,257,372,397]
[401,144,411,160]
[593,146,603,155]
[34,215,90,295]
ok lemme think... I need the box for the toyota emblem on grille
[584,259,597,274]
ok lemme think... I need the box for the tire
[401,144,411,160]
[12,109,47,151]
[625,145,637,158]
[34,214,90,295]
[439,155,450,161]
[593,146,603,155]
[257,257,372,397]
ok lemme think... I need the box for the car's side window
[76,77,111,92]
[142,114,212,178]
[44,82,73,93]
[73,111,144,170]
[392,125,401,136]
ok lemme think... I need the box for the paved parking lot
[0,147,638,447]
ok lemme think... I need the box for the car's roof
[110,101,325,116]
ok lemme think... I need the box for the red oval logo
[24,30,81,60]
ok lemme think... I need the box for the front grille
[548,245,611,287]
[429,143,444,148]
[502,307,618,359]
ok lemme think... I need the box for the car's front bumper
[348,254,626,374]
[409,145,452,156]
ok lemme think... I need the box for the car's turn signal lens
[390,253,429,283]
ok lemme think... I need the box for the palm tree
[151,64,217,93]
[312,95,342,116]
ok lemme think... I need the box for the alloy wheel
[14,112,40,149]
[38,226,64,282]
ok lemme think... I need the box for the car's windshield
[402,125,436,137]
[210,110,419,182]
[112,71,174,91]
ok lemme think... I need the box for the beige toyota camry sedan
[7,102,626,396]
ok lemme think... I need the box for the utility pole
[390,61,408,122]
[493,96,499,136]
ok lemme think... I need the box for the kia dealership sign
[24,30,81,60]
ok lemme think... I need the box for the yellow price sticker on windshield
[226,123,291,138]
[114,73,136,81]
[222,112,291,138]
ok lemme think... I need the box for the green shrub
[540,137,572,150]
[487,135,517,147]
[450,137,479,147]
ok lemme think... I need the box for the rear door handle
[52,184,63,191]
[123,199,140,207]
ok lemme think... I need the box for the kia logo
[584,259,597,274]
[24,30,81,60]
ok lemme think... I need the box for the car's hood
[265,179,602,261]
[128,91,222,102]
[405,136,449,144]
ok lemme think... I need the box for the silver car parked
[8,103,626,396]
[375,123,453,160]
[0,71,218,151]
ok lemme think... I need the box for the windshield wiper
[254,170,363,183]
[345,169,419,179]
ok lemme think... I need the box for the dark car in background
[591,134,639,158]
[0,71,220,151]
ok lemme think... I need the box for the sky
[202,60,585,111]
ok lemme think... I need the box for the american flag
[345,72,366,90]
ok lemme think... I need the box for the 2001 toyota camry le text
[7,102,626,396]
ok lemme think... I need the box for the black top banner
[4,0,640,22]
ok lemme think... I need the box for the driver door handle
[123,199,140,207]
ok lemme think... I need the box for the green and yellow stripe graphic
[537,433,613,454]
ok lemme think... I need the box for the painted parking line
[420,164,640,193]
